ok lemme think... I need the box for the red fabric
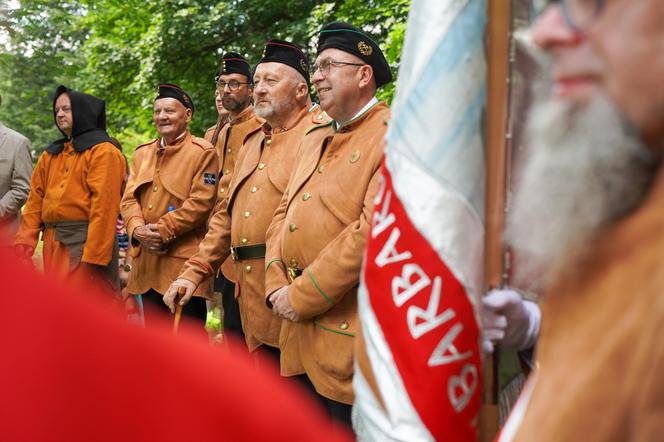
[363,165,481,441]
[0,250,351,442]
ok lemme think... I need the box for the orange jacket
[14,141,126,266]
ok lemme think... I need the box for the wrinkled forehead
[55,92,71,108]
[153,97,187,111]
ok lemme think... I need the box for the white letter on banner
[448,363,478,413]
[392,263,431,307]
[407,276,455,338]
[371,190,395,238]
[375,228,412,268]
[428,322,472,367]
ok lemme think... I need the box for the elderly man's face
[586,0,664,144]
[153,98,191,142]
[531,4,606,104]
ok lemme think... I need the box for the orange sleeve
[81,143,127,266]
[13,153,49,251]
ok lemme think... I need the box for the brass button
[243,211,250,218]
[153,186,158,192]
[225,169,230,175]
[250,186,257,193]
[220,187,225,193]
[148,204,153,210]
[289,258,298,267]
[265,139,272,146]
[340,321,349,330]
[245,265,252,273]
[257,163,265,170]
[317,164,324,173]
[288,223,297,232]
[227,148,231,153]
[302,192,311,201]
[241,238,248,244]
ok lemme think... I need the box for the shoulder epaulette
[191,136,214,150]
[135,138,158,150]
[311,110,332,125]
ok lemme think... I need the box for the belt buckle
[230,246,238,261]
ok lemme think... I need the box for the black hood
[45,85,114,154]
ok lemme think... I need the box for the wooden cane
[172,287,186,335]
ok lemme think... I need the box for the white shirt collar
[335,96,378,130]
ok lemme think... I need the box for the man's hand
[133,224,166,254]
[481,289,541,353]
[14,244,34,263]
[269,286,300,322]
[163,278,197,314]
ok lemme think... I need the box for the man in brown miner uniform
[203,63,230,148]
[120,84,218,329]
[264,22,392,427]
[164,39,324,361]
[211,52,263,341]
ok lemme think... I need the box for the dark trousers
[218,275,244,340]
[141,289,207,337]
[295,374,353,429]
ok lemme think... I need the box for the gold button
[266,139,272,145]
[220,188,225,193]
[243,211,250,218]
[289,258,298,267]
[258,163,265,170]
[148,204,153,209]
[227,148,231,153]
[153,186,158,192]
[288,223,297,232]
[350,150,361,163]
[241,238,248,244]
[250,186,257,193]
[340,321,349,330]
[225,169,230,175]
[317,165,324,173]
[302,192,311,201]
[245,265,252,273]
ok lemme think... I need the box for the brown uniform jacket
[121,131,218,298]
[512,168,664,441]
[180,107,323,350]
[215,105,262,195]
[203,119,228,148]
[15,141,126,269]
[264,101,390,404]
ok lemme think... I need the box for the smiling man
[14,85,126,288]
[120,84,218,329]
[164,39,321,361]
[497,1,664,441]
[263,22,392,427]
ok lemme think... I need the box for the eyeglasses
[310,59,366,76]
[535,0,603,32]
[217,80,250,92]
[561,0,605,32]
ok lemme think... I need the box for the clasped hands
[134,224,167,255]
[268,286,299,322]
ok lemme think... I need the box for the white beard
[506,93,658,293]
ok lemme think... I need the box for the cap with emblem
[316,21,392,88]
[256,39,310,86]
[215,52,252,83]
[155,83,195,116]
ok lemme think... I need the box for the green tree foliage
[0,0,409,161]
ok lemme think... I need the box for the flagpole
[481,0,512,440]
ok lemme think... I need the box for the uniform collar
[229,105,255,126]
[160,129,188,148]
[335,96,378,131]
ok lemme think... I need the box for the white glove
[481,289,541,353]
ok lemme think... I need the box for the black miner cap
[317,21,392,88]
[155,83,195,116]
[215,52,252,83]
[257,39,310,86]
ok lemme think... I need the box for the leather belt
[230,243,266,261]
